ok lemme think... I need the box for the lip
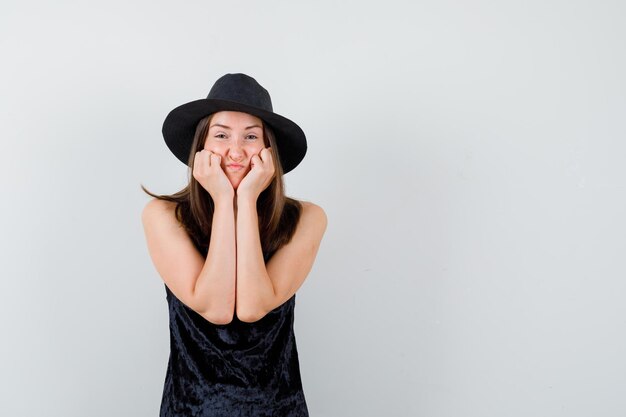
[226,164,244,170]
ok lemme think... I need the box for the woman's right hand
[193,150,234,201]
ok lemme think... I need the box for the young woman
[141,73,327,416]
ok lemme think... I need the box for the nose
[227,140,245,163]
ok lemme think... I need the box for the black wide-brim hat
[162,73,307,174]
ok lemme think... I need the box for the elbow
[236,308,267,323]
[201,309,234,325]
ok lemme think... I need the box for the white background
[1,1,625,416]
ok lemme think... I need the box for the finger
[205,150,216,167]
[211,152,221,168]
[193,151,201,175]
[261,147,272,163]
[195,150,207,169]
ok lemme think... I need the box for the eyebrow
[209,123,262,130]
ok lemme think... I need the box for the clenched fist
[193,150,234,201]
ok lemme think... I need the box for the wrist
[236,190,258,203]
[236,194,258,210]
[214,192,235,206]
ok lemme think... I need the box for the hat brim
[162,98,307,174]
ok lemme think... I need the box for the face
[203,111,266,190]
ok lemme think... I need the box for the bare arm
[141,197,236,325]
[234,195,275,322]
[234,197,327,323]
[194,197,236,324]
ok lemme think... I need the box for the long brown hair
[141,113,302,260]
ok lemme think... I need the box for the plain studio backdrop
[1,1,625,416]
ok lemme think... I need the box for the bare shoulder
[141,199,185,239]
[300,200,326,216]
[143,197,176,214]
[298,200,328,233]
[142,198,178,225]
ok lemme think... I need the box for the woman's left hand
[237,147,275,199]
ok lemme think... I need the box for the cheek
[248,144,265,154]
[205,142,226,154]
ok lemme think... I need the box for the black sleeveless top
[159,281,309,417]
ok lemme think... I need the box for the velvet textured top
[159,282,309,417]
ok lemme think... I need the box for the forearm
[235,195,275,320]
[194,197,236,323]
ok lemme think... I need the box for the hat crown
[206,73,273,112]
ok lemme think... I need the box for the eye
[246,134,258,140]
[215,133,227,139]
